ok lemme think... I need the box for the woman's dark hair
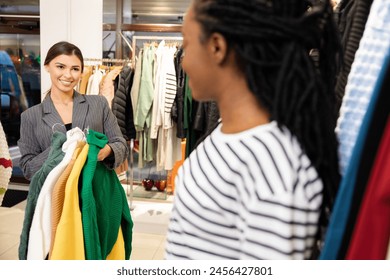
[44,41,84,72]
[192,0,341,253]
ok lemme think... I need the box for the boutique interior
[1,0,390,261]
[0,0,193,260]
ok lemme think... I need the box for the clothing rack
[132,35,183,67]
[78,58,135,210]
[83,58,133,66]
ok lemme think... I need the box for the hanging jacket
[130,49,143,116]
[18,131,67,260]
[334,0,374,111]
[193,101,220,149]
[112,66,136,140]
[172,46,186,139]
[346,118,390,259]
[336,0,390,175]
[321,53,390,260]
[81,129,133,260]
[336,60,390,259]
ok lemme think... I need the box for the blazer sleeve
[17,110,51,180]
[101,96,128,169]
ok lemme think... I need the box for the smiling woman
[44,47,83,124]
[16,41,131,260]
[17,41,128,181]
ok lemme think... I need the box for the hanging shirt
[346,118,390,259]
[130,49,143,116]
[134,45,157,166]
[134,45,155,131]
[336,0,390,175]
[320,55,390,260]
[86,68,105,95]
[161,45,181,170]
[150,40,166,139]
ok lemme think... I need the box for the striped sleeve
[163,47,178,129]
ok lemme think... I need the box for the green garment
[134,45,156,166]
[81,129,133,260]
[19,132,66,260]
[134,45,155,130]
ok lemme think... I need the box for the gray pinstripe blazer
[17,91,128,180]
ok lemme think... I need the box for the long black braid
[192,0,341,253]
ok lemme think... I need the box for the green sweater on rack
[81,129,133,260]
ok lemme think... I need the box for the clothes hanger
[83,125,90,136]
[52,123,65,133]
[68,127,86,142]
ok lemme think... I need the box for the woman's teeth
[60,80,72,86]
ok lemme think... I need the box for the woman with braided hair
[166,0,341,259]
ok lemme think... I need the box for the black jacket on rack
[193,101,220,149]
[334,0,374,112]
[112,66,136,140]
[172,46,186,139]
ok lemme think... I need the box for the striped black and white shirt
[165,121,322,259]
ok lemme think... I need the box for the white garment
[156,122,182,171]
[161,46,181,170]
[153,45,181,170]
[150,40,166,140]
[27,128,85,260]
[162,46,178,130]
[86,68,105,95]
[130,50,143,118]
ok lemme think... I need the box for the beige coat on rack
[99,66,123,109]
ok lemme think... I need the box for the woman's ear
[44,65,50,73]
[208,32,228,65]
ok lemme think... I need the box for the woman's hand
[97,144,113,161]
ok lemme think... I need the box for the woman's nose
[63,69,72,77]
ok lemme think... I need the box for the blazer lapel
[42,95,67,134]
[72,91,89,130]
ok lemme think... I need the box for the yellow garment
[49,141,85,258]
[106,227,125,260]
[50,143,89,260]
[79,66,92,94]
